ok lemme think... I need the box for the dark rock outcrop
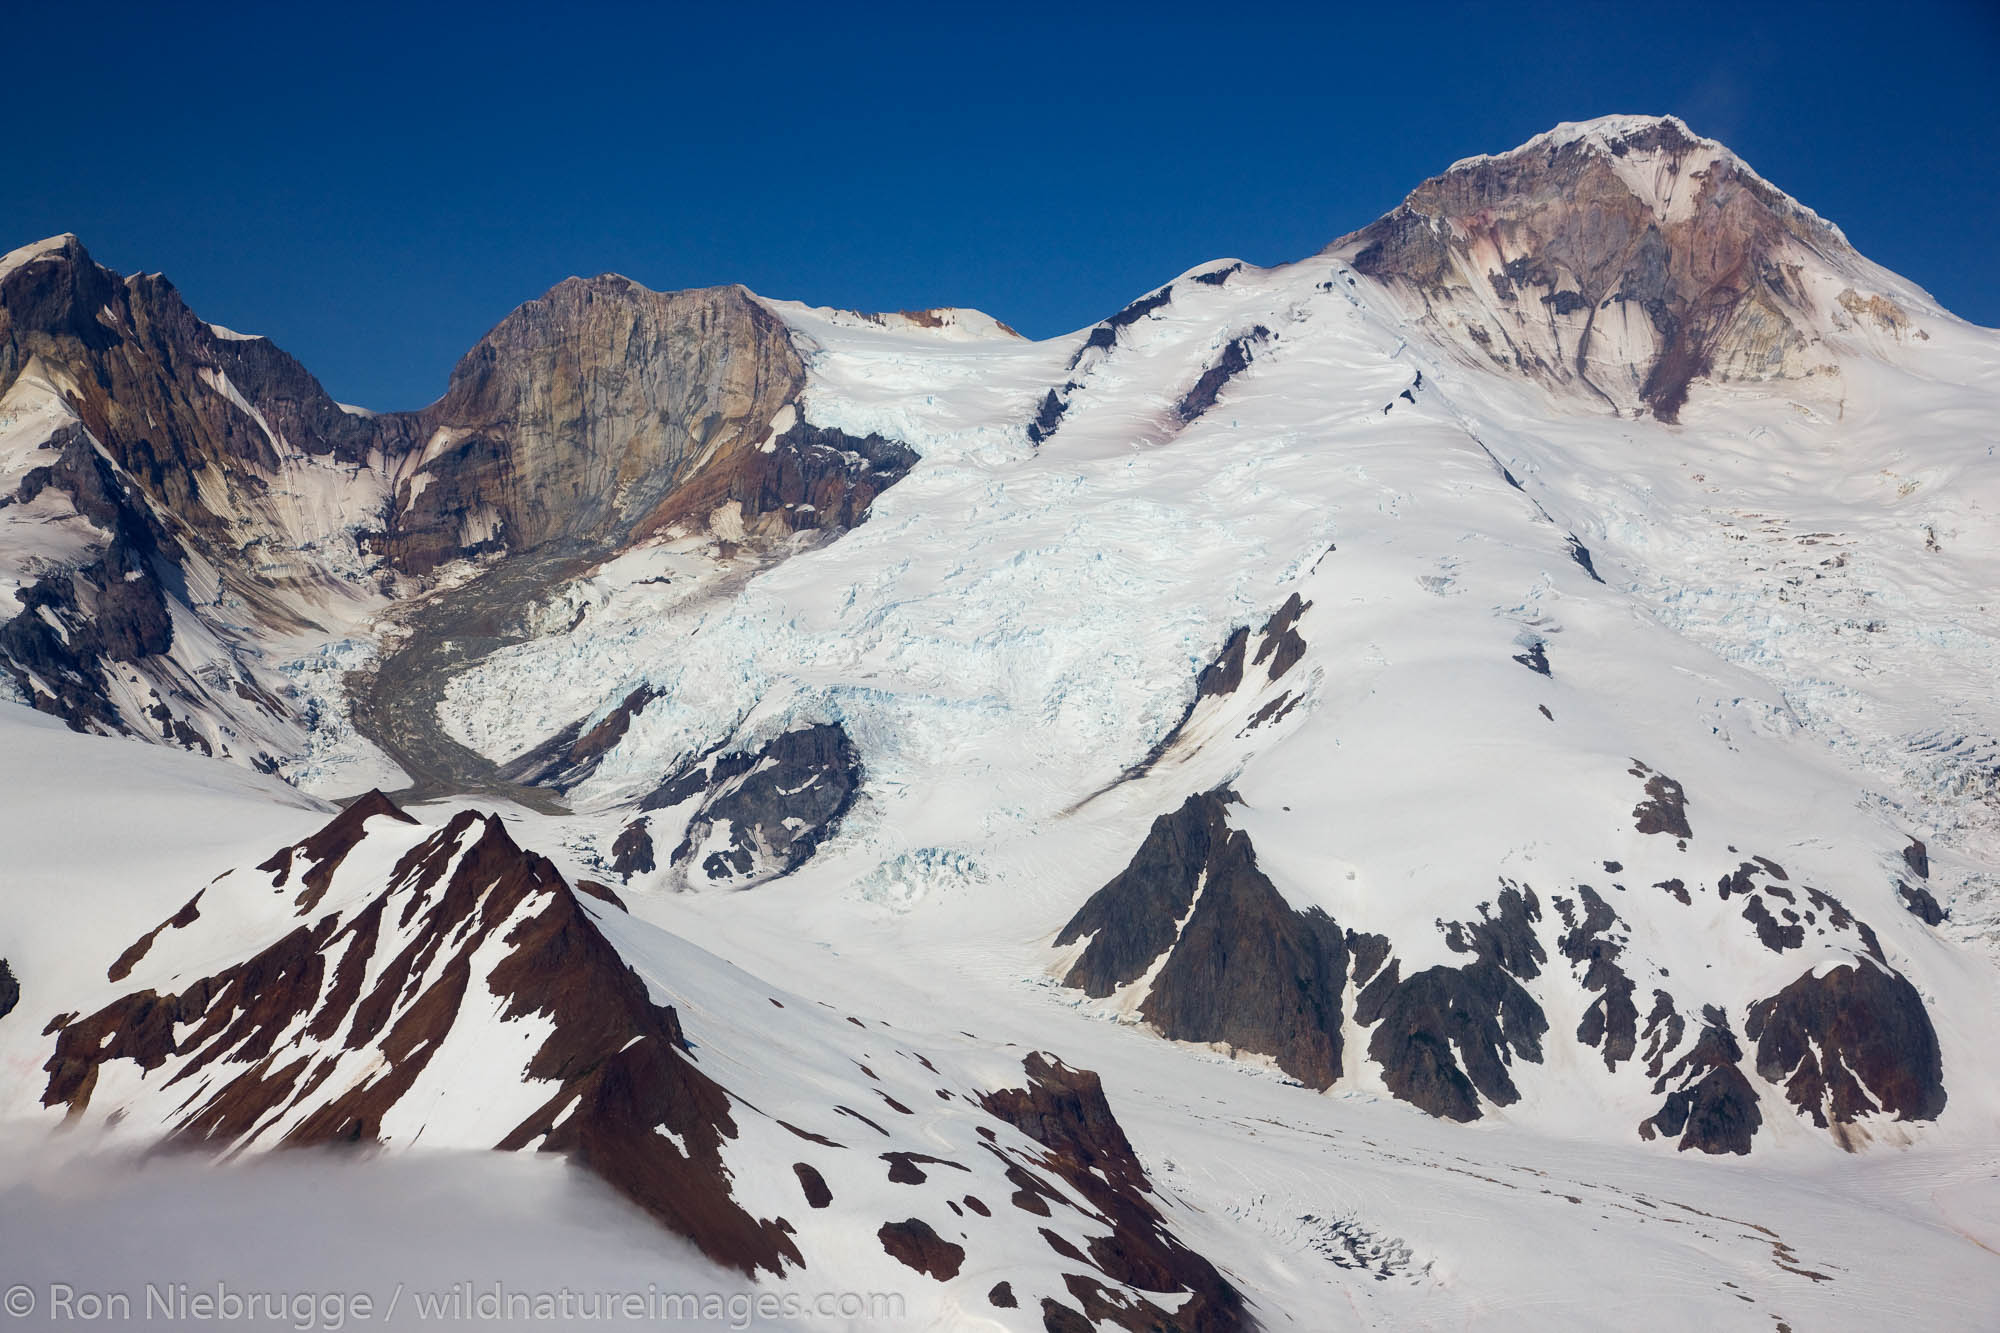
[1056,790,1352,1089]
[1174,326,1269,423]
[792,1162,831,1208]
[669,723,862,885]
[876,1219,964,1282]
[1555,886,1637,1069]
[1567,536,1604,583]
[1138,829,1352,1090]
[1069,287,1173,369]
[1251,593,1309,683]
[642,420,917,543]
[1,424,182,733]
[981,1053,1248,1332]
[107,890,205,983]
[502,686,659,792]
[1056,792,1228,996]
[1745,962,1945,1133]
[1357,886,1548,1121]
[1194,627,1250,702]
[1025,383,1076,445]
[0,958,17,1022]
[1640,1006,1761,1155]
[610,817,656,879]
[1629,761,1691,839]
[1897,881,1947,925]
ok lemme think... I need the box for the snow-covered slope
[3,115,1999,1329]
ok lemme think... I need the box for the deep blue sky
[6,2,1995,410]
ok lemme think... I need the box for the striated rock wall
[387,277,806,572]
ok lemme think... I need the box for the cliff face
[1330,115,1873,421]
[387,277,807,572]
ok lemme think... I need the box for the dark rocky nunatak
[1745,962,1945,1135]
[792,1163,832,1209]
[1056,792,1231,996]
[1639,1006,1761,1155]
[502,686,659,793]
[875,1220,964,1281]
[1069,286,1173,369]
[1056,789,1353,1089]
[1357,886,1549,1121]
[1897,880,1947,925]
[1252,592,1310,683]
[610,818,656,879]
[1629,761,1691,839]
[1174,326,1270,423]
[1195,627,1250,701]
[1026,382,1078,445]
[645,421,917,541]
[669,723,862,885]
[1555,886,1637,1069]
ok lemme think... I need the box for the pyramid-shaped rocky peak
[1331,114,1864,420]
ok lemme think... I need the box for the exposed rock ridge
[980,1053,1250,1332]
[40,794,803,1277]
[664,723,863,886]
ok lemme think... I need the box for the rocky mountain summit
[1330,115,1917,419]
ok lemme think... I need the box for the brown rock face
[1331,116,1854,421]
[0,237,392,542]
[387,278,806,573]
[981,1053,1248,1332]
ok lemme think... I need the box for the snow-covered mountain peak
[1324,115,1940,422]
